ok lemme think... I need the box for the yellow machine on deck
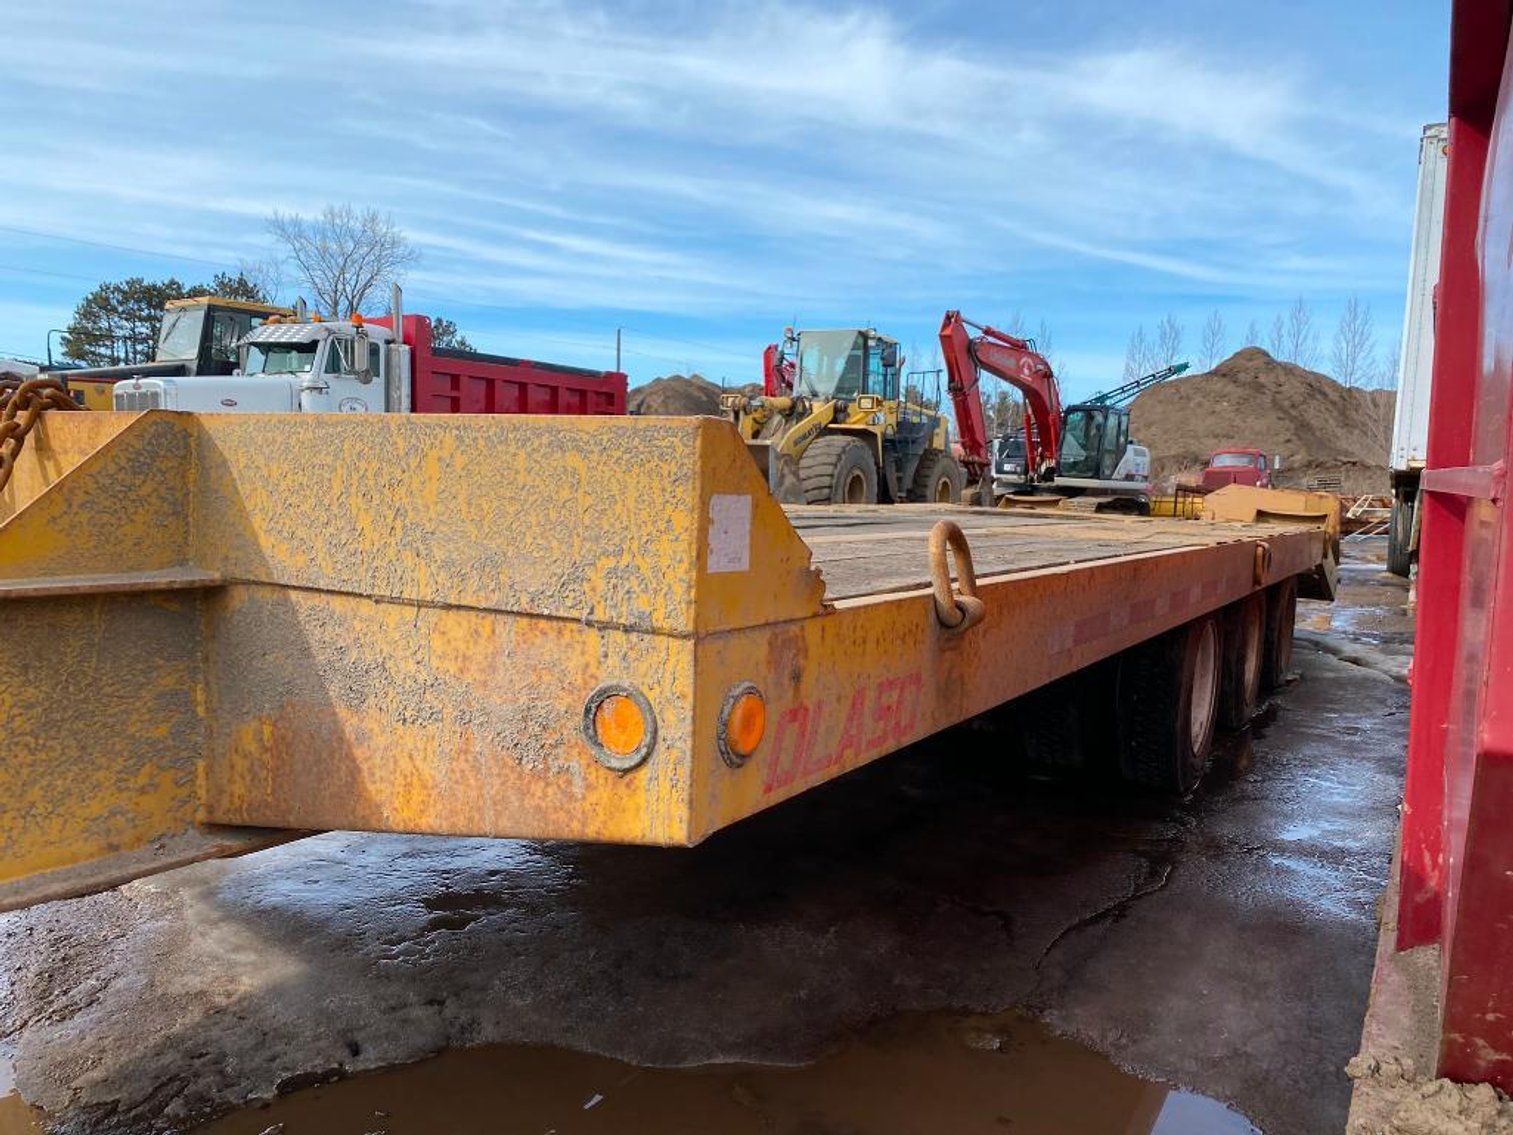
[720,327,964,505]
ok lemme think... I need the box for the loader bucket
[743,439,805,504]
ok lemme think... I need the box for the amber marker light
[718,683,767,768]
[582,684,657,771]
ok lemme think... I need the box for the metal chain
[0,378,83,496]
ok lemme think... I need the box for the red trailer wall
[1394,0,1513,1089]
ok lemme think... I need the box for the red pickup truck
[1201,448,1273,490]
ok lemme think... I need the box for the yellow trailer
[0,411,1337,911]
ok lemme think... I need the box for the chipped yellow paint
[0,412,1336,909]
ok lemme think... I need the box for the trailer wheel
[1261,577,1298,690]
[909,451,966,504]
[1387,492,1413,578]
[1219,593,1266,731]
[800,436,877,505]
[1018,661,1120,774]
[1117,614,1222,794]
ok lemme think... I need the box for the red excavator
[939,311,1062,493]
[940,311,1161,512]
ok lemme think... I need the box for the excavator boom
[939,311,1061,482]
[1085,362,1190,407]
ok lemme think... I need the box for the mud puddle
[0,1093,40,1135]
[1300,544,1413,652]
[181,1012,1254,1135]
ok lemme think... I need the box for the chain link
[0,378,84,497]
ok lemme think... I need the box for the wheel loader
[720,327,964,505]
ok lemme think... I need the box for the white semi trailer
[1388,122,1449,577]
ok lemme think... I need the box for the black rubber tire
[1219,592,1266,731]
[1261,577,1299,690]
[1117,614,1222,795]
[800,436,877,505]
[1387,492,1413,578]
[1093,496,1149,516]
[1017,661,1120,774]
[908,450,966,503]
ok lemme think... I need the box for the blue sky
[1,0,1448,399]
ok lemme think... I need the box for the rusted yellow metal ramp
[0,412,1337,910]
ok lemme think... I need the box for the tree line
[59,204,472,367]
[1122,295,1396,389]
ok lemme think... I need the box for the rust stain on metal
[0,412,1337,905]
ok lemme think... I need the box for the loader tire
[1117,614,1222,795]
[908,451,965,504]
[1218,592,1266,731]
[1261,577,1298,690]
[801,436,877,505]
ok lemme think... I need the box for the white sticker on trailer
[707,494,752,573]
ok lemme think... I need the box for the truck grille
[114,387,162,411]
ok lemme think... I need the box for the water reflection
[193,1012,1257,1135]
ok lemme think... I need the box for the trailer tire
[1117,614,1222,795]
[1219,592,1266,731]
[1018,661,1119,774]
[909,451,966,504]
[801,436,877,505]
[1261,577,1298,690]
[1387,492,1413,578]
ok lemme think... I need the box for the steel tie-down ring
[1253,542,1273,587]
[929,520,986,632]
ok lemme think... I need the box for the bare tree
[237,257,285,305]
[1331,295,1377,387]
[1199,310,1227,370]
[1267,313,1287,358]
[1372,336,1403,390]
[268,204,418,317]
[1243,318,1261,348]
[986,389,1022,437]
[1124,325,1152,382]
[1035,319,1060,379]
[1285,295,1319,369]
[1155,313,1184,366]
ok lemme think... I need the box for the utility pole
[616,328,622,373]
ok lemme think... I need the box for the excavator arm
[939,311,1062,482]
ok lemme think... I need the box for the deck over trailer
[0,411,1335,911]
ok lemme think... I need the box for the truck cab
[65,298,291,410]
[115,319,399,413]
[1202,449,1272,491]
[991,432,1028,495]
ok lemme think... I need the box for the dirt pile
[627,374,761,416]
[1130,347,1396,495]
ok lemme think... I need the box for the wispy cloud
[0,0,1445,390]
